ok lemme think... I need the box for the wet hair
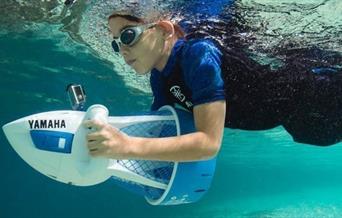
[108,12,185,38]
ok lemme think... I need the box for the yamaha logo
[28,120,66,129]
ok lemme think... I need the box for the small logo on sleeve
[170,85,193,108]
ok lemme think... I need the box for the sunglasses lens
[121,29,136,45]
[111,40,120,52]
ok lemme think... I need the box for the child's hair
[108,11,185,38]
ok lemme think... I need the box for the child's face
[108,17,164,75]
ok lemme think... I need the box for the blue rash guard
[150,38,342,146]
[150,39,226,111]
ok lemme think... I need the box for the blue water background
[1,10,342,218]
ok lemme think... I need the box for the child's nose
[120,45,130,56]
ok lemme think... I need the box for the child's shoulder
[179,39,222,66]
[185,38,221,55]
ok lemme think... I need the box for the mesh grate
[117,160,174,184]
[121,120,177,138]
[113,111,178,200]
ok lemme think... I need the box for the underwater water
[0,0,342,217]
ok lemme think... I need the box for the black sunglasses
[111,23,155,53]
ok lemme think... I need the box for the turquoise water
[1,1,342,218]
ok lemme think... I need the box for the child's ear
[156,21,175,39]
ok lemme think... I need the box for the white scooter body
[2,105,177,188]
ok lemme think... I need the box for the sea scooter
[2,84,216,205]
